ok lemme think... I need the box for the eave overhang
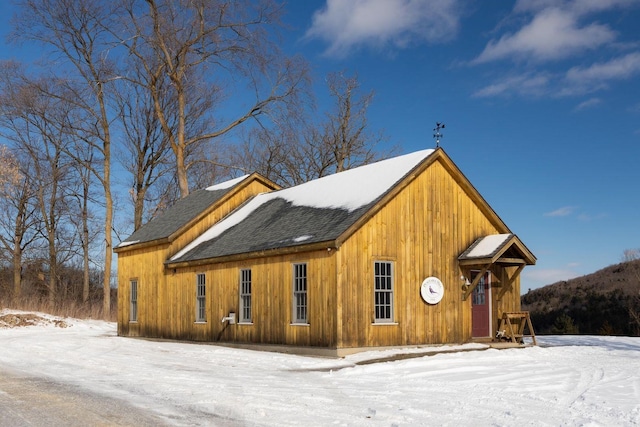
[165,240,338,269]
[458,233,536,301]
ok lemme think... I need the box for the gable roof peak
[169,149,436,263]
[205,174,250,191]
[272,148,436,212]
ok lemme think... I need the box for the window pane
[130,280,138,322]
[293,263,308,323]
[240,269,252,322]
[374,261,393,322]
[196,274,206,322]
[472,275,486,305]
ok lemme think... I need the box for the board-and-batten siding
[117,243,168,337]
[335,159,505,348]
[117,153,525,349]
[116,178,276,338]
[160,250,337,346]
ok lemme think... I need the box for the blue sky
[1,0,639,292]
[280,0,640,292]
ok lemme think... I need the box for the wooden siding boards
[116,149,535,352]
[115,174,278,338]
[159,250,338,346]
[335,158,503,349]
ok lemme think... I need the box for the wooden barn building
[115,148,536,355]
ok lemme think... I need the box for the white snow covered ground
[0,310,639,426]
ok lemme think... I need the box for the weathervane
[433,122,445,148]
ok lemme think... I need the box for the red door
[472,272,491,337]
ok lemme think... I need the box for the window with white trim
[196,273,206,322]
[130,279,138,322]
[292,263,308,324]
[374,261,394,322]
[240,269,252,323]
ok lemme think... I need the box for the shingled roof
[116,175,251,249]
[169,149,435,264]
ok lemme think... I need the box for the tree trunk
[12,244,22,301]
[102,127,113,317]
[133,185,147,231]
[103,186,112,316]
[82,178,90,303]
[175,143,189,198]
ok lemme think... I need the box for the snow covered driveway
[0,369,168,426]
[0,311,639,426]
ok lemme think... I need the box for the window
[196,273,206,322]
[374,261,394,322]
[292,263,308,324]
[129,280,138,322]
[472,274,486,305]
[240,269,252,323]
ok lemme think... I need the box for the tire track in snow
[560,366,605,408]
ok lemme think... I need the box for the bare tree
[116,77,173,231]
[67,145,100,303]
[0,145,39,301]
[117,0,310,198]
[234,71,392,187]
[623,249,640,335]
[0,67,79,306]
[232,127,295,186]
[323,71,386,173]
[15,0,120,315]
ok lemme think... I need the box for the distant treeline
[523,288,638,336]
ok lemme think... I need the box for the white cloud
[566,52,640,84]
[472,72,550,98]
[544,206,577,217]
[556,52,640,96]
[541,207,606,221]
[305,0,461,57]
[514,0,635,16]
[475,52,640,99]
[473,7,616,64]
[523,267,581,285]
[573,97,602,111]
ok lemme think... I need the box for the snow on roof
[276,149,434,211]
[171,149,435,261]
[206,174,249,191]
[116,240,139,249]
[118,175,253,248]
[465,234,512,258]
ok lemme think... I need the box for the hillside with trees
[521,253,640,336]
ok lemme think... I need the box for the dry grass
[0,295,117,322]
[0,312,70,329]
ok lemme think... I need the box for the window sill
[129,321,138,324]
[194,321,207,324]
[238,322,253,325]
[372,322,398,326]
[290,323,310,327]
